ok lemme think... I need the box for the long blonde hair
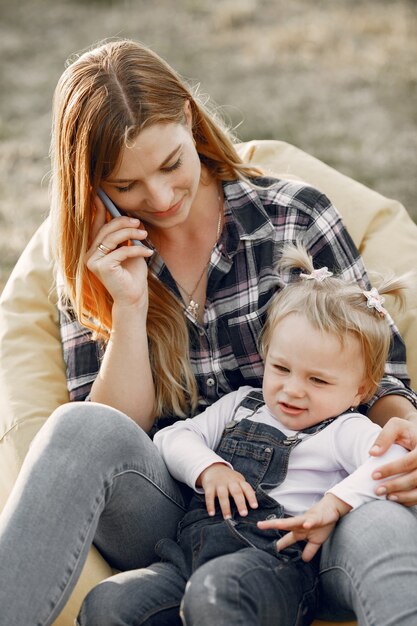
[259,243,413,401]
[49,39,261,419]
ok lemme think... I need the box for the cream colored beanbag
[3,139,417,626]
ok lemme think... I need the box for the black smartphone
[97,187,148,248]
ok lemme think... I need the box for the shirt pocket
[227,303,269,383]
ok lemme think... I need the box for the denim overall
[155,390,335,625]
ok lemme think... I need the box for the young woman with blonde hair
[1,39,417,625]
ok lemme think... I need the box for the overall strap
[301,416,338,435]
[231,389,264,420]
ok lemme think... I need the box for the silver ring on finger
[97,242,112,255]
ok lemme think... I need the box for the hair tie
[363,287,387,317]
[300,267,333,282]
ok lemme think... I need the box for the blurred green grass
[1,0,416,292]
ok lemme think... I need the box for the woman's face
[100,105,202,230]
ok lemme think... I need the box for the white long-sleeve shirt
[154,386,406,516]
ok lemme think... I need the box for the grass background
[1,0,416,292]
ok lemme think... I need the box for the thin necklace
[175,193,223,320]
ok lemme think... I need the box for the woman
[1,38,417,625]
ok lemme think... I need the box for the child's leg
[77,561,186,626]
[181,547,318,626]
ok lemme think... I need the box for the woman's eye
[162,157,182,173]
[116,184,133,193]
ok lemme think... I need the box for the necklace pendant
[186,299,199,319]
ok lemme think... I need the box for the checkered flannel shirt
[59,177,417,420]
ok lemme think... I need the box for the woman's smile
[147,196,185,219]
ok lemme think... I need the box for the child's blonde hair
[259,242,413,401]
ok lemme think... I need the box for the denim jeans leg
[317,500,417,626]
[77,561,186,626]
[181,547,318,626]
[0,402,187,626]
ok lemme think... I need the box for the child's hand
[197,463,258,519]
[257,493,351,562]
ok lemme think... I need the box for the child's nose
[284,376,305,398]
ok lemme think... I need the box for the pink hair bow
[300,267,333,282]
[363,287,387,316]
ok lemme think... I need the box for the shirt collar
[221,178,275,258]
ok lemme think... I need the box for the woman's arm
[368,394,417,427]
[89,300,155,431]
[85,199,155,428]
[60,196,156,429]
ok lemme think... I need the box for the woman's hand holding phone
[87,189,156,428]
[85,189,154,310]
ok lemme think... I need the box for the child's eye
[274,365,290,373]
[162,157,182,173]
[311,377,328,385]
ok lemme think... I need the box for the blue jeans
[78,546,317,626]
[1,402,417,625]
[0,402,188,625]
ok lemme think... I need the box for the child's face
[262,313,367,430]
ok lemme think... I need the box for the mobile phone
[97,187,148,248]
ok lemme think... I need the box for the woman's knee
[322,499,417,569]
[78,569,183,626]
[318,501,417,624]
[30,401,149,471]
[319,500,417,603]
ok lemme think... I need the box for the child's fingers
[204,485,216,517]
[276,533,322,562]
[275,531,300,552]
[229,484,249,517]
[228,479,257,517]
[258,514,308,531]
[301,541,321,562]
[216,485,233,519]
[241,481,258,510]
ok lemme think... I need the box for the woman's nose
[144,180,173,211]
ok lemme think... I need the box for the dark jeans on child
[80,391,322,626]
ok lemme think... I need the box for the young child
[80,243,412,626]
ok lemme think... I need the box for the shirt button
[199,328,205,336]
[206,377,215,387]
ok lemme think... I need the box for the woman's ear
[184,100,192,129]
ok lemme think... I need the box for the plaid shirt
[60,177,417,419]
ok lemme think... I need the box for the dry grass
[1,0,416,291]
